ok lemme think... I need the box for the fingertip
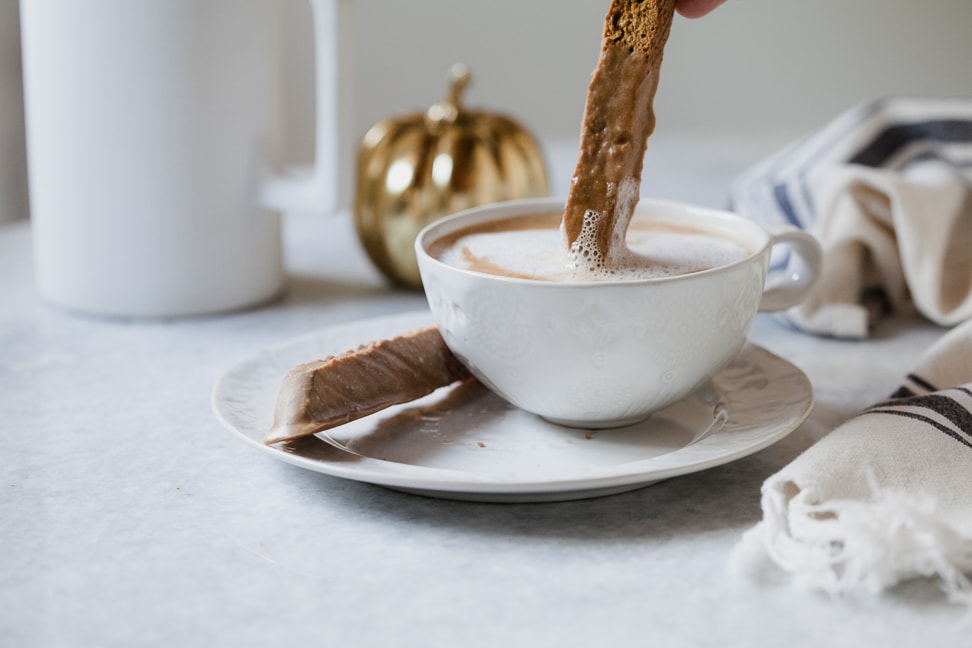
[676,0,726,19]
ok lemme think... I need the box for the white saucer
[212,311,813,503]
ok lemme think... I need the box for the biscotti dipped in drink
[563,0,678,274]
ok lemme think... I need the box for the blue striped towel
[731,316,972,602]
[730,97,972,338]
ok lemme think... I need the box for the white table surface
[2,136,967,647]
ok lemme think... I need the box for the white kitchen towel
[730,97,972,338]
[730,317,972,602]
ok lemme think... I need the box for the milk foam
[566,176,641,278]
[434,213,751,282]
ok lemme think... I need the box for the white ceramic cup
[20,0,351,317]
[415,197,822,428]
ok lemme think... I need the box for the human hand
[676,0,726,19]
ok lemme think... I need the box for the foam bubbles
[566,209,606,272]
[566,176,644,280]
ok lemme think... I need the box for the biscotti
[563,0,677,269]
[266,326,471,444]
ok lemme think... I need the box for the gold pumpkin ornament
[354,64,549,287]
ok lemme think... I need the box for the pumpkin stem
[444,63,471,108]
[427,63,471,126]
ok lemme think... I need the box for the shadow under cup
[415,197,821,428]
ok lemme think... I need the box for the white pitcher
[20,0,351,317]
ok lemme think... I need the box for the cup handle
[260,0,350,214]
[758,223,823,313]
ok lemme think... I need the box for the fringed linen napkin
[730,97,972,339]
[730,317,972,602]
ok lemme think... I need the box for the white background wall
[3,0,972,222]
[279,0,972,167]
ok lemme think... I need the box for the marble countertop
[2,136,967,647]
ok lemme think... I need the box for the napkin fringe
[729,476,972,605]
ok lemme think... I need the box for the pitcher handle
[261,0,351,214]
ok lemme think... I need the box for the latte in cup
[416,197,822,427]
[428,211,754,282]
